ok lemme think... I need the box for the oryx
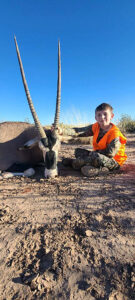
[0,37,61,179]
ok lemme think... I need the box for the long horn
[54,40,61,128]
[14,36,46,139]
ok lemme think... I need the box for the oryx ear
[14,36,46,139]
[53,40,61,129]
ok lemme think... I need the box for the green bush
[118,115,135,133]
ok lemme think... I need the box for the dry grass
[117,115,135,133]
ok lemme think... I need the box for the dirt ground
[0,134,135,300]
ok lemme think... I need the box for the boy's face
[95,108,114,129]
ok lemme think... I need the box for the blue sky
[0,0,135,125]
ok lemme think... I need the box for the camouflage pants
[75,148,120,170]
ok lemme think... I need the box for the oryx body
[0,122,60,177]
[0,38,61,178]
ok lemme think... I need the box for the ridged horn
[54,40,61,128]
[14,36,46,139]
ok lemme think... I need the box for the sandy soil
[0,134,135,300]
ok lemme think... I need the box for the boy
[62,103,127,176]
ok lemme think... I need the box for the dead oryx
[0,37,61,179]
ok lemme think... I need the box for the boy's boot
[62,157,86,169]
[62,148,90,169]
[81,166,110,177]
[72,157,86,170]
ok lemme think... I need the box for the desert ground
[0,133,135,300]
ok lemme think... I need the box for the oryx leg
[1,168,35,179]
[0,163,35,179]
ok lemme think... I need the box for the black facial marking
[41,130,57,150]
[45,150,57,169]
[47,130,57,149]
[41,137,49,147]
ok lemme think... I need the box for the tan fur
[0,122,44,171]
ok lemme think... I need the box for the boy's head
[95,103,114,129]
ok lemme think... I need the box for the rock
[46,247,50,254]
[109,291,128,300]
[45,271,54,282]
[40,178,44,182]
[96,215,103,222]
[85,230,93,237]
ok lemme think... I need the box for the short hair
[95,103,113,113]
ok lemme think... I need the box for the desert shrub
[58,123,77,136]
[118,115,135,133]
[24,117,31,124]
[59,122,89,136]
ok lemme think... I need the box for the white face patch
[39,138,60,163]
[38,141,46,151]
[38,141,47,162]
[39,138,61,178]
[44,167,58,178]
[52,139,61,159]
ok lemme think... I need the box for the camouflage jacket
[73,124,121,158]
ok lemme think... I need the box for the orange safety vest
[92,122,127,166]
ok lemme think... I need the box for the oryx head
[14,37,61,178]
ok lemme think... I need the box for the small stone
[20,177,25,181]
[96,215,103,222]
[31,280,37,290]
[40,178,44,182]
[46,248,50,254]
[37,283,42,291]
[86,230,92,237]
[109,291,128,300]
[45,271,54,282]
[71,248,75,255]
